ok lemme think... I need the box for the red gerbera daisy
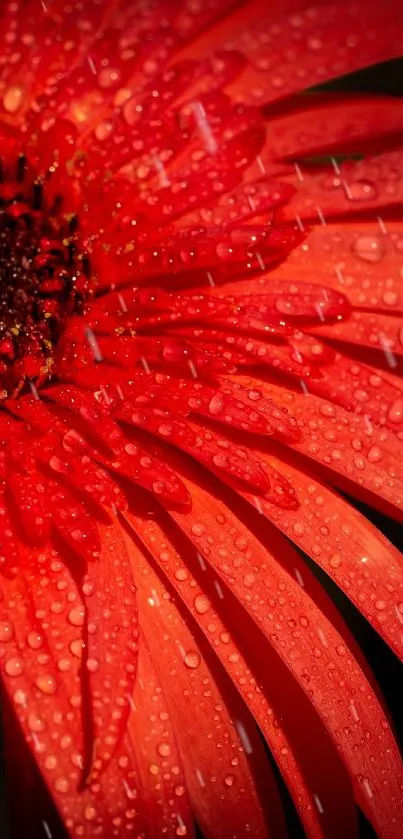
[0,1,403,838]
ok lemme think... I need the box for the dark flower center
[0,154,91,398]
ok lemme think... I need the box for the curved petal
[126,640,195,839]
[123,503,357,839]
[229,374,403,522]
[280,149,403,221]
[158,460,403,839]
[262,95,403,160]
[271,221,403,317]
[177,0,403,105]
[124,524,281,839]
[231,435,403,663]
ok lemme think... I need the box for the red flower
[0,1,403,837]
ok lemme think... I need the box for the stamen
[0,154,93,397]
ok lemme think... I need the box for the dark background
[0,56,403,839]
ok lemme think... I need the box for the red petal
[166,466,403,838]
[214,278,351,322]
[0,547,85,813]
[281,149,403,221]
[234,374,403,522]
[115,402,271,494]
[126,642,195,839]
[310,311,403,367]
[123,518,288,839]
[263,95,403,160]
[178,0,403,105]
[79,520,138,777]
[272,221,403,316]
[237,441,403,665]
[124,505,355,839]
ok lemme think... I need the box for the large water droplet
[367,446,382,464]
[5,657,24,676]
[345,180,378,202]
[69,639,84,658]
[45,755,58,770]
[0,621,13,642]
[28,713,45,732]
[194,594,210,614]
[3,85,25,114]
[157,742,172,757]
[83,805,97,821]
[35,674,58,695]
[183,650,201,669]
[27,631,45,649]
[388,399,403,424]
[352,235,385,264]
[68,605,85,627]
[208,394,225,415]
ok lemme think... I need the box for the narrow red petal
[124,504,356,839]
[239,442,403,665]
[125,527,279,839]
[80,521,139,777]
[178,0,403,105]
[262,95,403,160]
[126,641,195,839]
[165,463,403,838]
[271,221,403,317]
[281,149,403,222]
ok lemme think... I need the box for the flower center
[0,154,91,398]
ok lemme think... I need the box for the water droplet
[0,622,13,642]
[243,573,255,589]
[292,522,306,537]
[382,291,398,307]
[3,85,25,113]
[83,805,97,821]
[367,446,382,464]
[13,689,28,706]
[27,631,45,649]
[191,524,205,537]
[28,713,45,732]
[320,403,336,417]
[346,180,378,202]
[329,554,342,569]
[69,639,84,658]
[35,675,57,695]
[194,594,210,615]
[5,657,24,676]
[224,773,235,786]
[174,568,188,582]
[388,399,403,424]
[57,658,71,672]
[352,235,385,263]
[157,742,172,757]
[183,650,201,669]
[86,658,99,673]
[45,755,58,770]
[68,605,85,626]
[208,394,224,415]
